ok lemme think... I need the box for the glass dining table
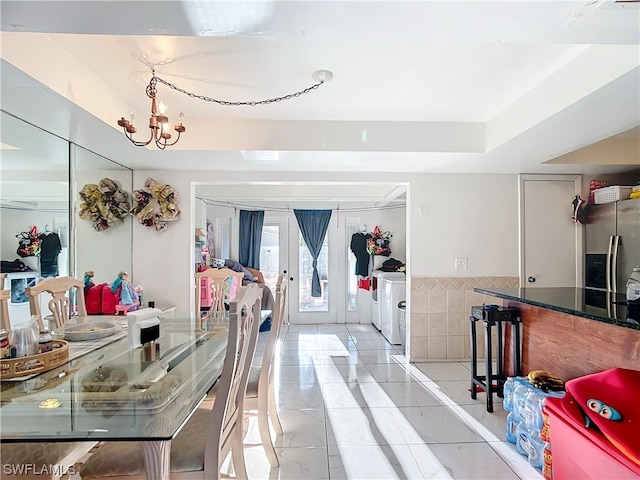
[0,312,229,480]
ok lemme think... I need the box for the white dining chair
[79,283,263,480]
[243,274,287,467]
[26,276,87,331]
[194,268,244,319]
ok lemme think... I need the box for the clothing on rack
[350,232,372,277]
[38,231,62,278]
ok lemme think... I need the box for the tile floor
[243,323,543,480]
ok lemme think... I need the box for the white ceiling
[0,0,639,207]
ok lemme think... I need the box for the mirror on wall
[72,145,133,286]
[1,111,134,326]
[0,111,70,273]
[0,111,70,325]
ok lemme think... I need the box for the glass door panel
[288,215,338,324]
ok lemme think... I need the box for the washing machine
[370,271,405,331]
[380,277,406,344]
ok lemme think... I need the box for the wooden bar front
[502,300,640,381]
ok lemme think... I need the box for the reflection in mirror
[72,145,133,286]
[0,111,70,327]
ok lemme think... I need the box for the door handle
[527,277,536,283]
[283,270,287,274]
[289,277,294,282]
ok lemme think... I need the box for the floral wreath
[130,177,181,232]
[79,178,130,232]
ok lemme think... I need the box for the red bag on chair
[85,283,107,315]
[101,285,118,315]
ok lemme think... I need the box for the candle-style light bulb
[179,112,184,124]
[129,113,135,125]
[158,101,167,116]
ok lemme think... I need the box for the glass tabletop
[0,313,228,442]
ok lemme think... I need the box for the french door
[261,214,343,324]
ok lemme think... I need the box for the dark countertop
[474,287,640,331]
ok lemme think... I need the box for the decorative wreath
[79,178,130,232]
[130,177,181,232]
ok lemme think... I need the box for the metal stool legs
[470,305,521,412]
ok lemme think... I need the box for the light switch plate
[455,257,468,271]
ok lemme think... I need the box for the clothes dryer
[380,277,406,344]
[370,271,405,331]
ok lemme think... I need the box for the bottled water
[506,411,518,444]
[515,421,532,457]
[528,431,544,470]
[502,377,516,411]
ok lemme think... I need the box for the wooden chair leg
[231,425,248,480]
[258,395,279,467]
[268,383,283,435]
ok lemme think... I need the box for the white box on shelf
[593,186,633,204]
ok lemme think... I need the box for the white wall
[410,174,519,277]
[131,170,518,312]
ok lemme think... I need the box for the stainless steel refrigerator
[585,198,640,319]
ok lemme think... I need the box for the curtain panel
[293,209,332,297]
[238,210,265,269]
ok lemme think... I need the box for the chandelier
[117,69,333,150]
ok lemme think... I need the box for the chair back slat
[203,283,262,478]
[0,273,11,332]
[259,275,288,394]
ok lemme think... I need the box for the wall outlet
[455,257,468,271]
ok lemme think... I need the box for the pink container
[544,396,640,480]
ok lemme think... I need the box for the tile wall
[409,276,520,361]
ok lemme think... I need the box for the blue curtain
[239,210,264,269]
[294,209,332,297]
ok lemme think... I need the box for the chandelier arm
[155,131,182,149]
[124,127,155,147]
[154,76,324,106]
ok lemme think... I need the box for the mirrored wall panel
[72,145,133,286]
[0,111,70,325]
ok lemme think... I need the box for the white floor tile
[320,381,392,409]
[367,363,419,383]
[325,407,408,446]
[245,445,331,480]
[378,382,443,408]
[318,363,375,383]
[329,444,426,480]
[276,364,323,384]
[276,383,325,409]
[411,442,522,480]
[392,405,485,444]
[412,361,473,381]
[276,408,327,448]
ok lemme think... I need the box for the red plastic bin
[544,396,640,480]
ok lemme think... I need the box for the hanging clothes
[38,231,62,278]
[350,232,371,277]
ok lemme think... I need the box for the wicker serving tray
[0,340,69,379]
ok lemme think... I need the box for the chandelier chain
[153,75,324,106]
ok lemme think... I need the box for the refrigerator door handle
[606,235,614,292]
[612,235,620,294]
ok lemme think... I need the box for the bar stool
[470,305,521,412]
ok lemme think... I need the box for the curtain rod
[197,198,405,213]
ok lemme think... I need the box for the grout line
[392,355,543,480]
